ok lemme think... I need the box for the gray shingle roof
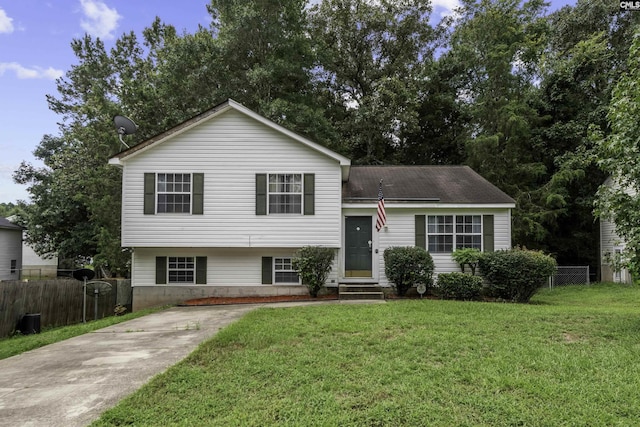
[343,166,515,204]
[0,217,23,230]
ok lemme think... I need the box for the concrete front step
[338,284,385,300]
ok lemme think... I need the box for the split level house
[109,99,515,310]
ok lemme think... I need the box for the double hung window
[455,216,482,249]
[168,256,195,283]
[427,215,482,252]
[268,174,302,214]
[157,173,191,213]
[427,216,453,252]
[274,257,300,283]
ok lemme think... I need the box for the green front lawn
[95,283,640,426]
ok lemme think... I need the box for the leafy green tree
[446,0,551,247]
[398,56,471,166]
[310,0,436,162]
[0,203,18,217]
[530,0,639,269]
[593,32,640,283]
[207,0,336,146]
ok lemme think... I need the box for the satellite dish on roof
[113,115,137,149]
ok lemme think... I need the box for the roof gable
[343,165,515,205]
[109,99,350,179]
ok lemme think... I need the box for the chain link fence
[550,266,590,288]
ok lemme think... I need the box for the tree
[207,0,336,146]
[530,0,640,270]
[398,55,471,166]
[446,0,552,248]
[594,32,640,283]
[310,0,436,163]
[0,203,18,217]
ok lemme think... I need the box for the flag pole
[376,179,386,232]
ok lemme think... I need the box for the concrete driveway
[0,301,361,427]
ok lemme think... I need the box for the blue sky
[0,0,574,204]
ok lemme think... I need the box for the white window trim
[427,215,483,253]
[273,257,301,284]
[267,173,303,215]
[156,173,192,214]
[167,256,195,284]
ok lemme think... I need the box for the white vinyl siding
[0,228,22,280]
[132,248,338,287]
[120,109,342,248]
[599,177,635,282]
[341,207,511,287]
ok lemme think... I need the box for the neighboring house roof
[0,217,23,231]
[109,98,351,180]
[343,165,515,205]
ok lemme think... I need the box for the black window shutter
[303,174,315,215]
[144,173,156,215]
[196,256,207,284]
[415,215,426,249]
[262,257,273,284]
[256,174,267,215]
[192,173,204,215]
[483,215,494,252]
[155,256,167,284]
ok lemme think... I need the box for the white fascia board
[341,203,516,210]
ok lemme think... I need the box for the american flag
[376,180,386,232]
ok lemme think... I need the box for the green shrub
[435,272,483,301]
[293,246,335,297]
[452,248,482,275]
[384,246,434,296]
[479,248,557,303]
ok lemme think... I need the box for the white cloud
[79,0,121,40]
[0,8,14,33]
[432,0,461,17]
[0,62,64,80]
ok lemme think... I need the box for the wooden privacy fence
[0,279,131,338]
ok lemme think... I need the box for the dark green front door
[345,216,372,277]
